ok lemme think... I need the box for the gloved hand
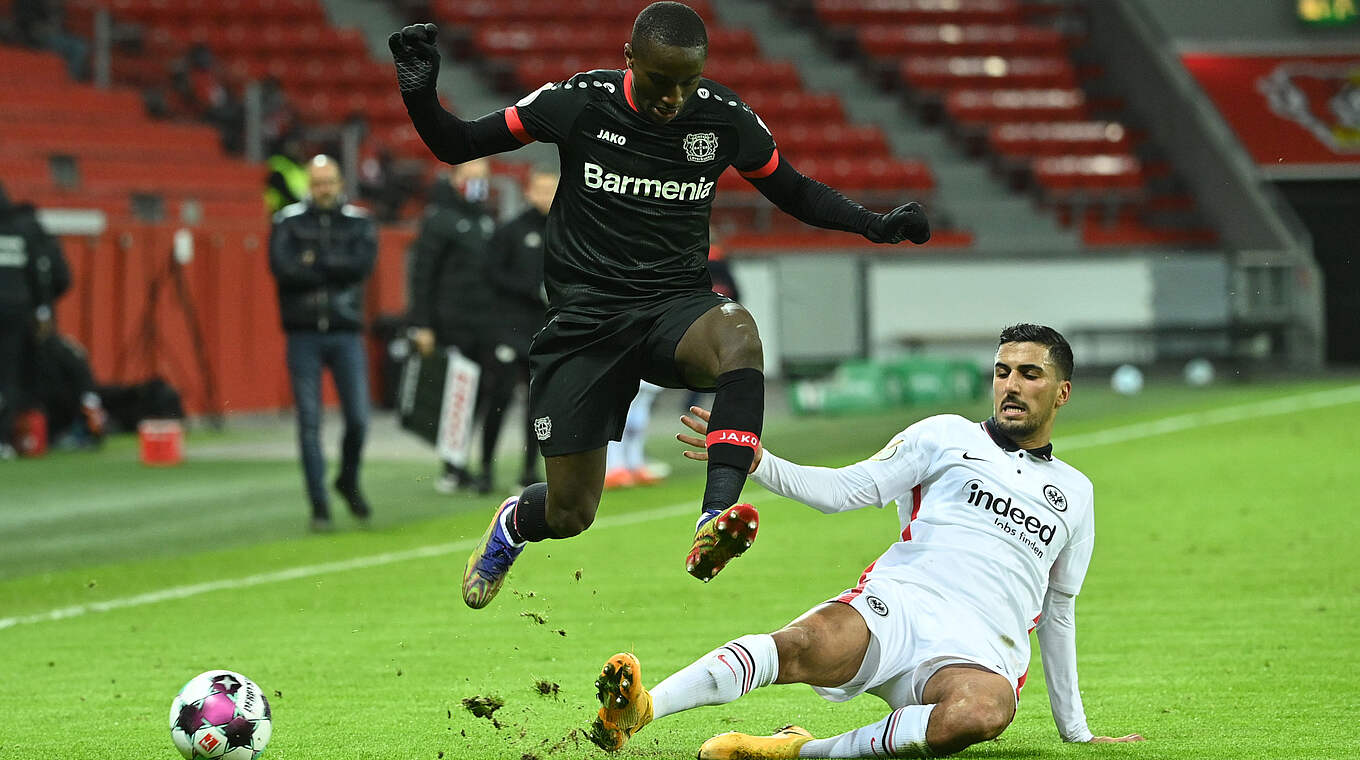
[389,23,441,95]
[865,201,930,245]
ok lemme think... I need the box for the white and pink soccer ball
[169,670,272,759]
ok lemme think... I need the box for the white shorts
[810,577,1026,710]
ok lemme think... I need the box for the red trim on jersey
[1016,668,1029,700]
[901,484,923,541]
[1028,612,1041,633]
[706,429,760,450]
[504,107,533,144]
[835,560,876,603]
[623,69,639,113]
[738,149,780,179]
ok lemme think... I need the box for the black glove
[865,201,930,245]
[388,23,441,95]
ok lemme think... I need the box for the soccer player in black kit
[389,2,931,610]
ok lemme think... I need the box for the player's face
[624,40,706,125]
[992,341,1070,446]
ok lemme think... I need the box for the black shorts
[527,290,730,457]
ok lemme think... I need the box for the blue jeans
[286,331,369,517]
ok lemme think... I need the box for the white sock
[622,384,659,469]
[650,634,778,720]
[606,439,625,471]
[799,704,934,758]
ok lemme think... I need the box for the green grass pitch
[1,377,1357,759]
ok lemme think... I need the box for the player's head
[307,155,343,209]
[992,324,1073,447]
[625,2,708,125]
[451,157,491,201]
[524,168,559,215]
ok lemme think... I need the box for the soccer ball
[169,670,272,759]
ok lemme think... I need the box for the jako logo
[595,129,627,145]
[708,430,759,448]
[583,161,714,201]
[964,479,1056,545]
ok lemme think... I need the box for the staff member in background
[268,156,377,531]
[406,157,499,494]
[0,181,69,459]
[481,167,559,491]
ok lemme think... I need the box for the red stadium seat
[945,88,1087,123]
[856,24,1065,58]
[815,0,1021,26]
[1032,154,1143,192]
[988,121,1132,158]
[435,0,714,24]
[0,85,147,122]
[901,57,1076,92]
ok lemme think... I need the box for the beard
[993,412,1042,441]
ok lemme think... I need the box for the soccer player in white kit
[588,324,1144,758]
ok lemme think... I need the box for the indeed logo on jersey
[583,161,715,201]
[964,478,1056,547]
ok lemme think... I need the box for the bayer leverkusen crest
[1258,62,1360,153]
[683,132,718,162]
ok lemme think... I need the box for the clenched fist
[866,201,931,245]
[389,23,441,94]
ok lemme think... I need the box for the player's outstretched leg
[461,495,525,608]
[689,366,765,581]
[589,652,654,752]
[687,503,759,581]
[698,725,815,760]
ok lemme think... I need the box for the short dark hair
[998,323,1073,381]
[631,2,708,51]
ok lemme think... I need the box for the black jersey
[501,69,778,314]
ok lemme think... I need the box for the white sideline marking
[0,503,694,632]
[4,384,1358,631]
[1054,383,1360,451]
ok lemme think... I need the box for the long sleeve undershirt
[400,89,883,238]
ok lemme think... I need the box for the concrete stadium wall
[733,250,1232,375]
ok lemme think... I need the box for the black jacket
[485,206,548,347]
[268,199,377,333]
[406,181,496,342]
[0,192,70,319]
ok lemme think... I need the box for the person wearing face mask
[406,157,500,494]
[390,2,932,610]
[268,156,377,530]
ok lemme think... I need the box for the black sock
[509,482,556,543]
[702,464,747,513]
[701,368,764,513]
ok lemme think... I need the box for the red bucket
[139,419,183,466]
[15,409,47,458]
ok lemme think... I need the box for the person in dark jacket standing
[481,168,558,490]
[0,182,70,459]
[268,155,378,530]
[406,157,499,494]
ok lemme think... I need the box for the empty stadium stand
[0,44,267,224]
[793,0,1218,248]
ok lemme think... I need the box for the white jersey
[861,414,1093,646]
[751,413,1098,741]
